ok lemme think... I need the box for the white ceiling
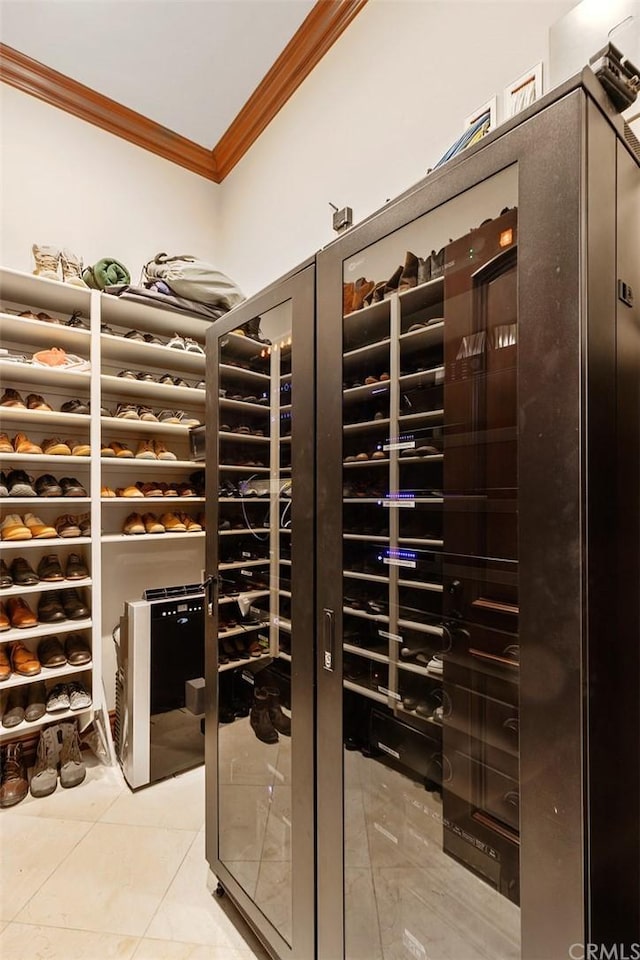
[0,0,317,148]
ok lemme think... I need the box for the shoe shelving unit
[341,274,447,733]
[0,270,98,745]
[0,266,212,752]
[215,326,291,669]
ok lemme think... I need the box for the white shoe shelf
[0,266,213,743]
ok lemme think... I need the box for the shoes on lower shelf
[43,680,92,713]
[0,742,28,806]
[10,556,39,585]
[30,720,87,797]
[0,681,47,729]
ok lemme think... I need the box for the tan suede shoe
[42,438,72,456]
[68,439,90,457]
[135,439,157,460]
[0,515,32,541]
[110,441,134,458]
[142,512,165,534]
[24,513,57,539]
[123,513,145,535]
[152,440,177,461]
[159,512,186,532]
[182,514,202,533]
[0,433,14,454]
[0,602,10,634]
[116,485,144,498]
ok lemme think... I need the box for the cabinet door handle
[502,717,519,734]
[322,608,334,672]
[503,790,520,809]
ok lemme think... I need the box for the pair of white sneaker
[166,333,205,354]
[32,243,87,287]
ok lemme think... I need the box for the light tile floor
[0,759,269,960]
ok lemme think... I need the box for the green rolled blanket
[82,258,130,290]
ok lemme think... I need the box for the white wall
[218,0,575,296]
[0,84,221,281]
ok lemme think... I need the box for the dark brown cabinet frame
[316,72,639,960]
[203,70,639,960]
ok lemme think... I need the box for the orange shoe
[13,433,43,455]
[0,433,14,454]
[24,513,57,539]
[0,642,10,677]
[6,597,38,630]
[10,638,41,675]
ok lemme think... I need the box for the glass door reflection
[341,172,521,959]
[217,302,293,945]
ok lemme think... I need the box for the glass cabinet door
[338,170,521,960]
[206,269,315,960]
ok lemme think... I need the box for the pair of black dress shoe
[38,553,89,582]
[38,633,91,667]
[0,554,89,588]
[37,588,90,623]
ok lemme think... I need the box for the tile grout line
[137,827,200,940]
[0,919,142,957]
[8,815,97,924]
